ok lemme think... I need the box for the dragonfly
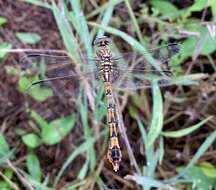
[19,36,181,172]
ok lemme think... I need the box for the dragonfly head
[94,36,112,48]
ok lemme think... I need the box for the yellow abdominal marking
[94,36,122,172]
[104,82,122,172]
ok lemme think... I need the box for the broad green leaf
[211,0,216,16]
[200,34,216,55]
[162,116,213,138]
[0,16,7,25]
[178,166,216,189]
[179,37,198,62]
[15,128,27,136]
[199,162,216,178]
[27,153,42,182]
[42,115,75,145]
[150,0,179,17]
[31,111,49,129]
[22,133,42,148]
[18,76,32,92]
[16,32,41,44]
[0,181,10,189]
[18,76,53,101]
[31,86,53,102]
[128,105,139,120]
[0,169,13,189]
[179,26,216,62]
[0,134,10,157]
[188,0,208,12]
[0,43,12,58]
[5,66,20,76]
[4,168,13,179]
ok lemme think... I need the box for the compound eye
[104,40,109,45]
[106,37,112,44]
[93,38,100,46]
[104,38,112,46]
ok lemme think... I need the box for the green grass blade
[23,0,51,9]
[97,5,114,37]
[80,95,96,171]
[69,0,93,57]
[187,129,216,169]
[51,1,79,59]
[124,0,143,43]
[21,171,53,190]
[87,0,123,18]
[137,119,148,146]
[125,175,180,190]
[54,137,96,187]
[162,116,213,138]
[147,81,163,149]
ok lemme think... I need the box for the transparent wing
[110,43,181,90]
[18,43,181,98]
[111,43,181,70]
[19,50,98,99]
[112,69,173,90]
[19,50,97,76]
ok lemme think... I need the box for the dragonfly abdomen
[104,82,122,172]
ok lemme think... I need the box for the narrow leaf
[16,32,41,44]
[147,81,163,148]
[162,116,213,138]
[187,130,216,168]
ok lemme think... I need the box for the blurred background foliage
[0,0,216,190]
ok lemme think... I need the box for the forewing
[110,43,180,90]
[19,51,98,99]
[112,43,181,71]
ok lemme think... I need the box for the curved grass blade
[125,175,180,190]
[54,137,96,187]
[162,116,213,138]
[187,129,216,169]
[147,81,163,149]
